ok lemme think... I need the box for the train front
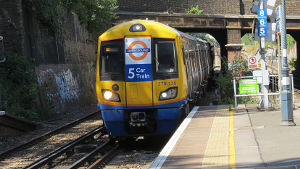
[96,20,188,136]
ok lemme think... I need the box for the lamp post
[280,0,295,126]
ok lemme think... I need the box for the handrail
[233,74,294,108]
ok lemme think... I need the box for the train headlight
[104,90,113,99]
[159,87,178,101]
[129,24,146,32]
[102,90,120,102]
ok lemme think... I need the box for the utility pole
[258,0,269,109]
[280,0,295,126]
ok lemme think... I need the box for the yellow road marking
[229,109,236,169]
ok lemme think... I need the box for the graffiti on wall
[37,68,80,103]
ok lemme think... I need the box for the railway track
[0,111,104,168]
[24,126,119,169]
[0,111,100,158]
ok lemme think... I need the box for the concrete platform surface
[150,104,300,169]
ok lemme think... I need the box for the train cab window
[153,39,178,80]
[100,39,124,81]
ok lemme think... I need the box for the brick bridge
[115,0,300,68]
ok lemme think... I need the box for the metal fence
[233,74,294,108]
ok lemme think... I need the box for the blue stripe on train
[97,99,187,110]
[97,99,187,136]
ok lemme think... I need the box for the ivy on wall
[0,52,38,120]
[25,0,118,34]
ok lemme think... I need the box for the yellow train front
[96,20,214,136]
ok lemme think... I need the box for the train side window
[190,50,195,73]
[184,49,189,67]
[182,48,187,66]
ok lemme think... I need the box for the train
[96,20,220,137]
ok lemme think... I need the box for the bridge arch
[286,31,299,74]
[115,0,300,75]
[177,27,228,59]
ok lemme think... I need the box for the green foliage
[25,0,118,34]
[239,97,260,104]
[189,33,219,47]
[286,34,296,49]
[214,57,252,105]
[0,52,38,120]
[241,33,274,48]
[66,0,118,33]
[242,33,295,49]
[241,33,254,45]
[231,57,252,76]
[266,42,274,48]
[185,5,203,15]
[25,0,63,33]
[289,57,297,70]
[214,70,234,105]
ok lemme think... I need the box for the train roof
[99,20,181,41]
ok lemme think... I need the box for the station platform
[150,104,300,169]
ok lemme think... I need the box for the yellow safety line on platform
[201,108,229,168]
[229,109,236,169]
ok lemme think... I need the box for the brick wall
[240,0,254,15]
[0,1,97,115]
[118,0,300,15]
[227,29,241,44]
[0,0,24,54]
[286,0,300,15]
[117,0,241,15]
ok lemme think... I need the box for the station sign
[257,9,267,37]
[125,36,152,82]
[276,5,281,20]
[254,23,276,42]
[239,79,259,94]
[276,6,281,35]
[248,55,258,69]
[251,0,276,16]
[253,70,263,84]
[276,21,280,35]
[267,23,276,42]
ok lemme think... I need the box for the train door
[187,50,193,98]
[200,49,206,82]
[204,45,210,77]
[124,36,153,107]
[152,39,179,104]
[191,50,197,94]
[193,49,200,91]
[197,46,203,85]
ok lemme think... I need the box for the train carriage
[96,20,216,136]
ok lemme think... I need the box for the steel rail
[87,144,120,169]
[67,139,119,169]
[0,111,99,158]
[24,126,105,169]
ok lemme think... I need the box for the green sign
[239,79,258,94]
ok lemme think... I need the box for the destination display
[125,36,152,82]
